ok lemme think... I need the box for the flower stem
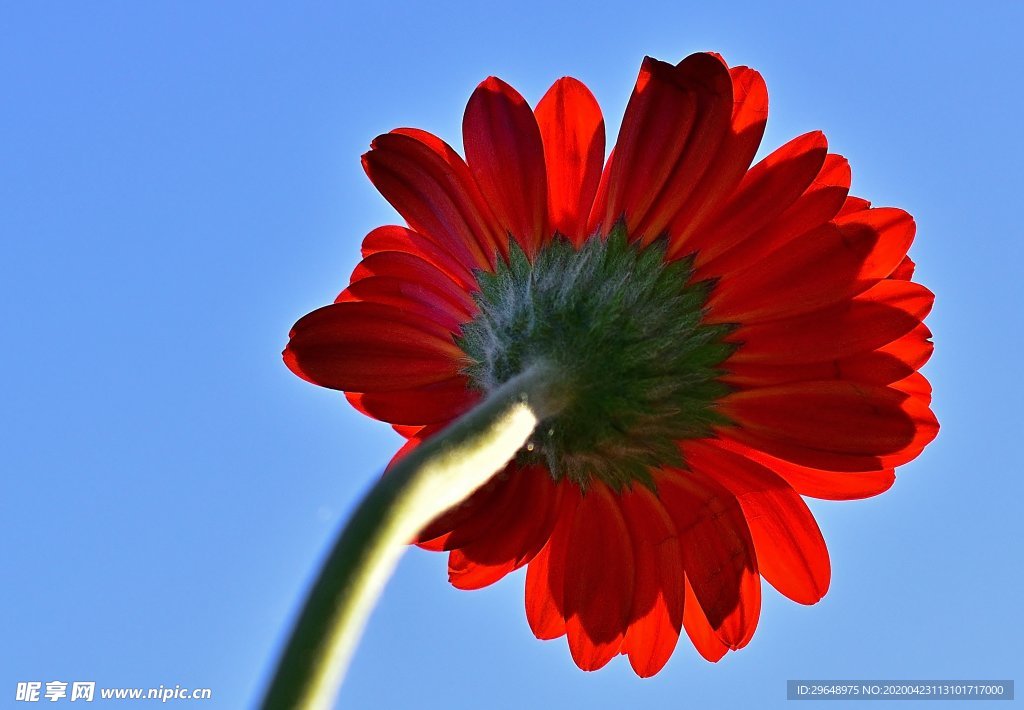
[262,363,566,710]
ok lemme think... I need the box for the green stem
[262,363,566,710]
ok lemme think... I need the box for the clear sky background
[2,2,1022,708]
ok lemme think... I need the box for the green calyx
[457,226,735,491]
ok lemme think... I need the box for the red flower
[284,52,937,676]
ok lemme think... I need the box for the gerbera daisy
[284,51,937,677]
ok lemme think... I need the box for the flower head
[284,52,937,676]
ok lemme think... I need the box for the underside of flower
[284,50,939,678]
[458,226,734,490]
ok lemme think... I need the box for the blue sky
[2,2,1021,708]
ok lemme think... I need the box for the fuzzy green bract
[458,227,736,490]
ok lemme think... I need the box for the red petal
[360,225,477,291]
[385,438,425,495]
[728,280,934,365]
[720,381,939,472]
[618,484,684,677]
[724,322,933,390]
[535,77,605,245]
[633,55,734,241]
[666,65,769,257]
[656,469,760,648]
[696,153,850,278]
[436,464,533,552]
[685,440,831,604]
[563,483,634,670]
[447,465,563,590]
[345,378,478,426]
[713,438,897,500]
[386,423,439,472]
[347,250,476,314]
[724,352,913,390]
[830,339,930,385]
[676,131,827,264]
[835,206,918,274]
[284,301,463,392]
[892,371,933,406]
[837,195,871,217]
[412,459,506,546]
[339,250,476,334]
[707,207,916,323]
[524,541,563,639]
[890,255,916,280]
[415,532,452,552]
[391,424,422,438]
[339,276,467,334]
[682,577,729,662]
[880,322,934,371]
[463,77,547,256]
[769,468,897,501]
[525,485,581,640]
[363,131,501,271]
[593,54,730,236]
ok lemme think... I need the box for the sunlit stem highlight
[263,363,566,709]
